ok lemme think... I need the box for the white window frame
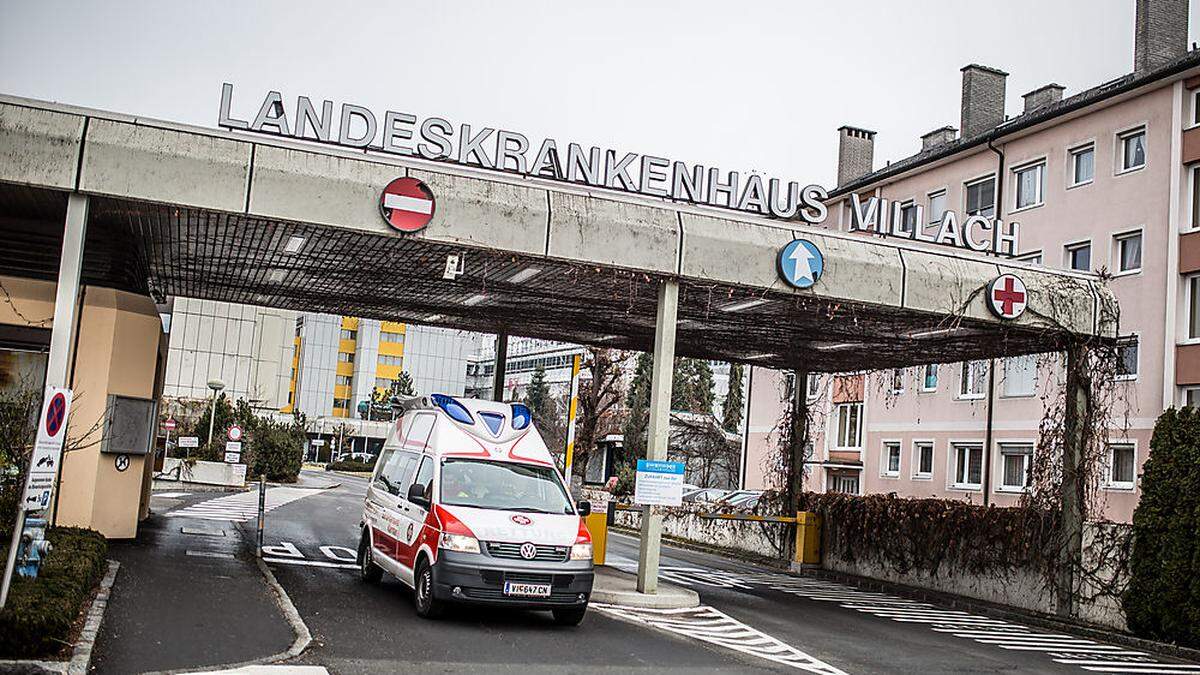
[1184,386,1200,408]
[964,174,997,218]
[896,199,918,235]
[1001,355,1037,398]
[927,189,948,225]
[889,368,905,394]
[806,372,821,401]
[1103,440,1137,491]
[912,440,935,480]
[1115,124,1147,175]
[1114,334,1139,382]
[948,441,984,491]
[1188,166,1200,233]
[1111,228,1144,276]
[958,361,988,400]
[1064,239,1092,272]
[1011,158,1047,212]
[996,441,1034,493]
[1188,274,1200,345]
[880,440,902,478]
[1191,89,1200,129]
[1066,141,1096,189]
[1016,250,1043,266]
[919,364,938,392]
[835,402,863,450]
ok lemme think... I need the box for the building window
[332,397,350,410]
[340,329,357,341]
[337,352,355,363]
[829,473,860,495]
[835,403,863,449]
[1113,231,1142,274]
[1065,241,1091,272]
[1069,144,1094,186]
[1002,355,1036,397]
[1191,167,1200,231]
[1185,387,1200,408]
[921,364,938,392]
[1017,251,1043,265]
[1118,127,1146,173]
[1013,162,1045,209]
[1106,442,1136,489]
[927,190,947,224]
[965,176,995,218]
[1115,336,1139,380]
[890,368,905,394]
[959,361,988,399]
[378,354,403,366]
[335,375,352,386]
[998,443,1033,491]
[952,443,983,489]
[380,331,405,343]
[806,373,820,400]
[898,201,919,234]
[375,377,393,389]
[1190,275,1200,341]
[882,442,902,477]
[913,442,934,478]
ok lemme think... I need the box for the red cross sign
[987,274,1028,320]
[380,177,436,233]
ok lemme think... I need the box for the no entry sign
[987,274,1028,320]
[380,177,435,233]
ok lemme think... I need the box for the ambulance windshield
[440,459,573,514]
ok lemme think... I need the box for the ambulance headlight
[570,543,593,561]
[440,532,480,554]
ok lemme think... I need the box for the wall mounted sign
[777,239,825,290]
[987,274,1028,320]
[23,387,71,511]
[218,84,828,223]
[114,454,130,472]
[380,177,436,232]
[847,193,1021,257]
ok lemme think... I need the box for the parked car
[713,490,762,510]
[334,452,376,464]
[682,488,729,503]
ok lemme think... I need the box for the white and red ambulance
[357,394,594,625]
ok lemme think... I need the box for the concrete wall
[611,505,786,561]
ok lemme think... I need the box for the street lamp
[206,378,225,445]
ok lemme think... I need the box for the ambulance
[357,394,595,625]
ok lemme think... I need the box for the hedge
[0,527,107,658]
[326,459,374,473]
[1124,407,1200,648]
[796,492,1058,577]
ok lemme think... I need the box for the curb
[590,566,700,609]
[0,559,120,675]
[151,557,312,675]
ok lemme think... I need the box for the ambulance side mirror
[407,483,429,508]
[576,500,591,515]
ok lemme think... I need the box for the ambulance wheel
[414,559,444,619]
[552,606,587,626]
[358,532,382,583]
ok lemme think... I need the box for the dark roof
[830,49,1200,197]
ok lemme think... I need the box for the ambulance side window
[403,413,435,452]
[410,456,434,504]
[372,449,394,489]
[378,450,419,496]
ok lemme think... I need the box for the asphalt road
[249,471,1199,674]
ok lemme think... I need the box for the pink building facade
[742,0,1200,523]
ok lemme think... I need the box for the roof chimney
[960,64,1008,138]
[920,126,957,151]
[837,126,876,187]
[1135,0,1188,72]
[1022,83,1065,113]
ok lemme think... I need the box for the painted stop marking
[45,393,67,437]
[380,177,435,233]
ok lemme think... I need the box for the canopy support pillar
[636,279,678,594]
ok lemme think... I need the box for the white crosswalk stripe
[165,487,321,522]
[592,603,847,674]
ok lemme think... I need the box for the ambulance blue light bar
[430,394,473,424]
[510,403,531,430]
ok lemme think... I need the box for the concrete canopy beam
[679,213,795,287]
[80,119,250,213]
[549,192,679,274]
[1000,265,1099,336]
[409,168,548,256]
[797,232,904,306]
[0,103,84,190]
[900,248,1002,322]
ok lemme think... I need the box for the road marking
[166,487,321,522]
[185,550,235,559]
[263,557,358,570]
[593,603,847,674]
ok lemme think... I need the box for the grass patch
[0,526,107,659]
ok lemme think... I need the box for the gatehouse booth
[0,93,1115,593]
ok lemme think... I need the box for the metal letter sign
[23,388,71,511]
[777,239,825,290]
[987,274,1028,320]
[380,177,436,233]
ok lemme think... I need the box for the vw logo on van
[519,543,537,560]
[510,514,532,525]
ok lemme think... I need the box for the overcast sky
[2,1,1197,188]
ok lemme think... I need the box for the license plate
[503,581,552,597]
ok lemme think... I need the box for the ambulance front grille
[485,542,569,562]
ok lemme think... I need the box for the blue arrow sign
[777,239,825,289]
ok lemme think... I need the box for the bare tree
[668,412,740,489]
[572,347,630,479]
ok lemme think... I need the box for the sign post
[2,386,72,610]
[561,354,583,480]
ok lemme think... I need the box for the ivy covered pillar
[1058,342,1089,618]
[787,369,810,515]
